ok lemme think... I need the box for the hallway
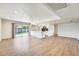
[0,36,79,56]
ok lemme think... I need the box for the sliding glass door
[15,24,29,37]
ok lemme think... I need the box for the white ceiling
[45,3,67,11]
[40,3,79,25]
[0,3,79,25]
[0,3,60,24]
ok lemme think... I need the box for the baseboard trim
[58,36,78,40]
[53,34,58,37]
[2,38,12,40]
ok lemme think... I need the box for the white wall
[1,20,12,39]
[58,22,79,39]
[0,19,1,41]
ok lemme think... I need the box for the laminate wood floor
[0,36,79,56]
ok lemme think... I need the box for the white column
[12,23,16,38]
[53,24,58,37]
[0,18,2,41]
[28,23,31,36]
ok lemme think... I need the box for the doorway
[15,24,29,37]
[12,23,29,38]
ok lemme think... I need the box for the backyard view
[15,25,29,37]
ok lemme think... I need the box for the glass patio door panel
[15,24,29,37]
